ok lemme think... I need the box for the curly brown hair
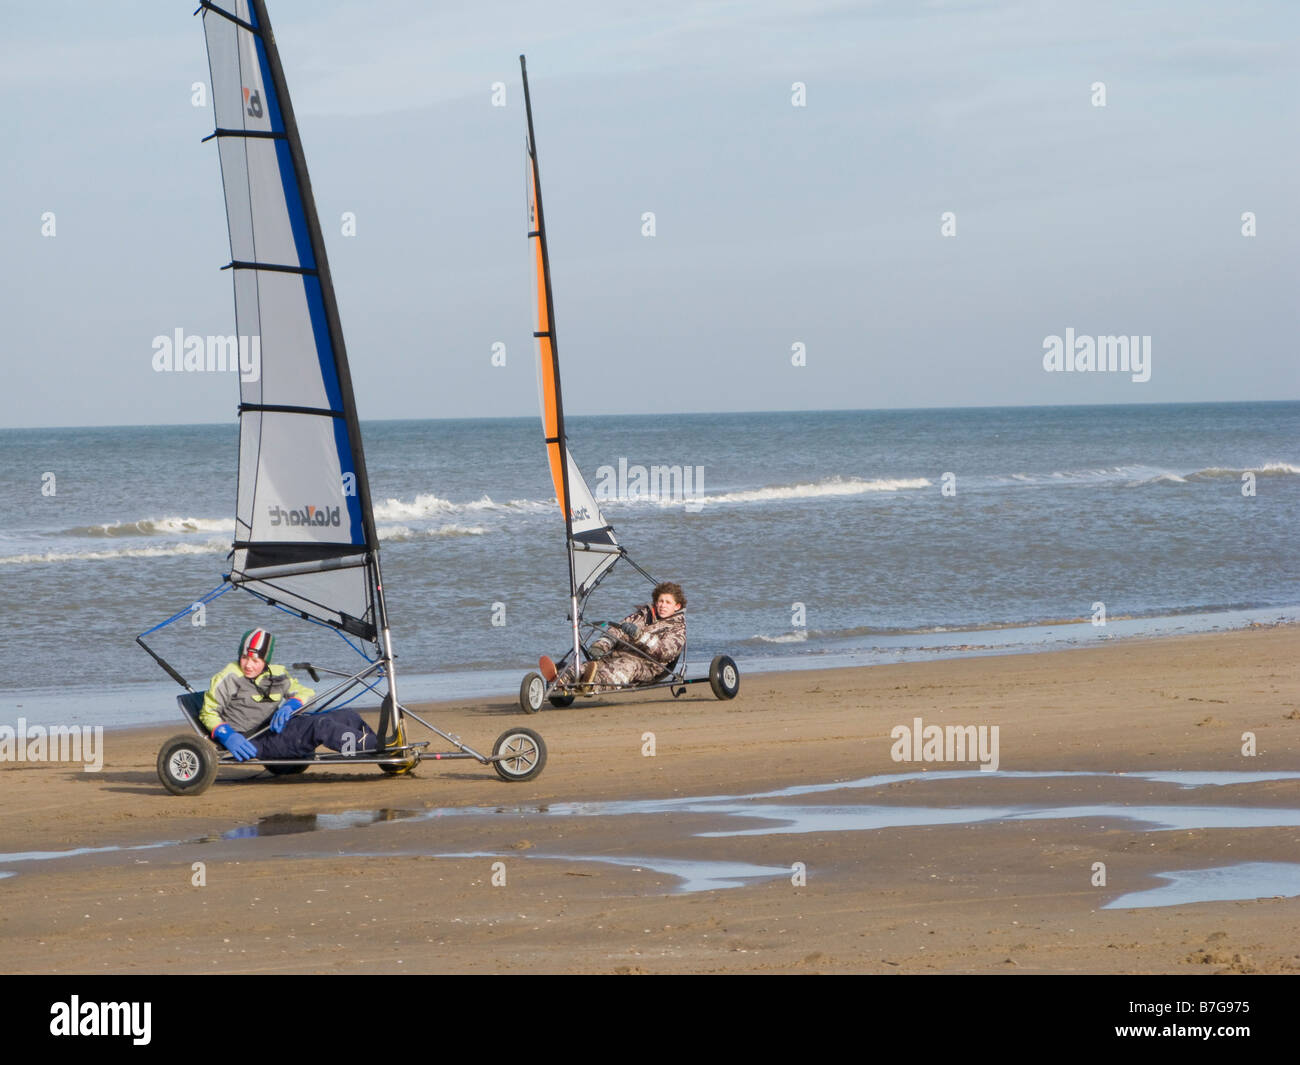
[652,581,686,609]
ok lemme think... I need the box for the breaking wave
[750,630,810,644]
[379,523,488,541]
[60,516,231,538]
[373,493,550,521]
[0,541,229,566]
[669,476,932,507]
[982,463,1300,490]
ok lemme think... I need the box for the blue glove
[213,723,258,762]
[270,698,303,733]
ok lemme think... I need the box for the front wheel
[519,672,545,714]
[548,694,575,708]
[266,764,309,776]
[492,727,547,782]
[157,734,218,796]
[708,654,740,700]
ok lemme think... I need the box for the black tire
[266,764,309,776]
[548,694,575,708]
[519,672,545,714]
[157,734,218,796]
[708,654,740,700]
[492,727,547,782]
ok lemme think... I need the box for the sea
[2,402,1297,728]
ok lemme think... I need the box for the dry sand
[2,627,1297,975]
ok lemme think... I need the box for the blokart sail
[201,0,387,677]
[518,55,738,712]
[137,1,545,793]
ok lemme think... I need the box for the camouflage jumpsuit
[560,604,686,691]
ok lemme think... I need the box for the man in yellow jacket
[202,629,378,761]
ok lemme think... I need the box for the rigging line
[318,673,385,711]
[137,581,233,639]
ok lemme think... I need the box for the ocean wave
[751,629,810,644]
[1124,463,1299,487]
[373,493,551,521]
[379,523,488,541]
[992,463,1299,489]
[997,465,1171,488]
[1184,462,1300,480]
[0,541,230,566]
[61,516,231,538]
[688,476,932,506]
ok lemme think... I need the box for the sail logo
[570,504,591,522]
[1042,329,1151,382]
[269,504,341,528]
[151,329,261,383]
[244,87,263,119]
[595,459,707,513]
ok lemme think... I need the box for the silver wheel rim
[722,665,738,689]
[500,735,539,775]
[168,749,199,781]
[528,678,544,707]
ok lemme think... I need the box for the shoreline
[2,624,1297,974]
[6,607,1297,733]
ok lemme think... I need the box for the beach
[2,625,1297,975]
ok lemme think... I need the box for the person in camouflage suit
[555,582,687,693]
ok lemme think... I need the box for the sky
[2,0,1297,428]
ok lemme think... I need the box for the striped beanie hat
[239,628,275,663]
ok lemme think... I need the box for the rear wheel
[157,734,217,796]
[492,728,547,782]
[548,694,575,708]
[519,673,545,714]
[708,655,740,700]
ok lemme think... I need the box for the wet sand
[2,627,1298,974]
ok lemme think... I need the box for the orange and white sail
[522,56,621,602]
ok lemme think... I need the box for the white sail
[201,0,380,639]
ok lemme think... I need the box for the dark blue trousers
[254,710,378,760]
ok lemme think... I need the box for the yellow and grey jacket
[200,663,315,735]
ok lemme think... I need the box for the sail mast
[521,57,626,664]
[521,54,581,608]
